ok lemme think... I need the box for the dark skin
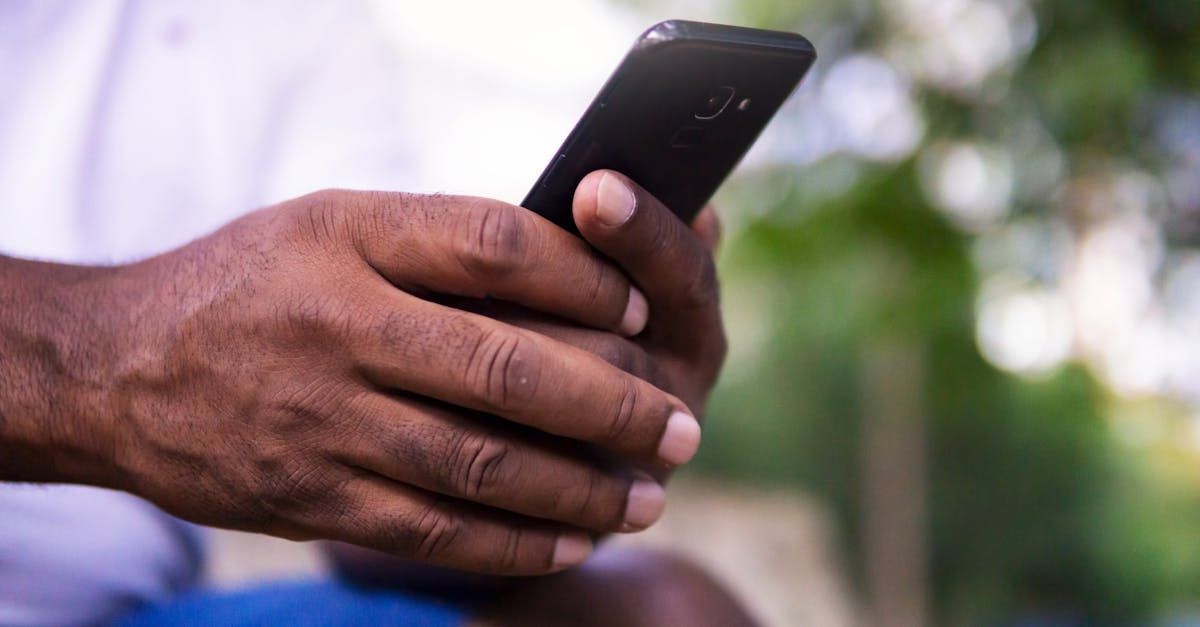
[472,547,757,627]
[0,170,727,580]
[327,543,758,627]
[321,172,749,624]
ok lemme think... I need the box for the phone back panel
[522,21,815,233]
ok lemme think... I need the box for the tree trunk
[860,336,928,627]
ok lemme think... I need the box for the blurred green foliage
[647,0,1200,622]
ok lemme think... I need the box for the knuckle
[447,431,514,499]
[294,189,348,243]
[494,526,526,573]
[595,339,666,388]
[322,478,366,532]
[465,328,542,410]
[605,381,640,446]
[275,292,357,344]
[455,200,528,283]
[358,190,402,231]
[562,470,606,527]
[410,501,464,562]
[678,255,720,311]
[272,381,342,435]
[645,211,676,261]
[259,453,331,519]
[583,265,620,313]
[595,336,639,375]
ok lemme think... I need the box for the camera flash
[738,98,752,111]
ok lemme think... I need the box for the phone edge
[520,20,817,215]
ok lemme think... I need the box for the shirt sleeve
[252,1,423,205]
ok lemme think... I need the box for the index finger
[309,190,647,336]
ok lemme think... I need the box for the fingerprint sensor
[671,126,705,148]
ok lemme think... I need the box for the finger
[339,393,666,533]
[441,296,673,392]
[314,473,595,575]
[330,190,647,336]
[572,171,726,364]
[352,284,701,467]
[691,205,722,256]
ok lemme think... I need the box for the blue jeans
[117,579,466,626]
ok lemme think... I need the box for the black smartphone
[522,20,816,233]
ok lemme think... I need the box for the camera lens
[695,86,736,120]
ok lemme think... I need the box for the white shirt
[0,1,418,623]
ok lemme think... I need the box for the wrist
[0,256,127,487]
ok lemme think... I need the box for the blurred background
[207,0,1200,624]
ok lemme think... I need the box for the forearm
[0,255,122,486]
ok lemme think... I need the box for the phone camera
[695,86,736,120]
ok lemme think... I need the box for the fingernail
[596,172,636,227]
[622,478,666,531]
[553,532,593,569]
[657,411,702,466]
[619,286,648,336]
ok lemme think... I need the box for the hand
[573,171,726,418]
[487,171,726,425]
[321,173,727,588]
[15,190,703,575]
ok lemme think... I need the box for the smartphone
[522,20,816,233]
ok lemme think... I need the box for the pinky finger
[325,474,593,576]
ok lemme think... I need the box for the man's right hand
[0,190,700,575]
